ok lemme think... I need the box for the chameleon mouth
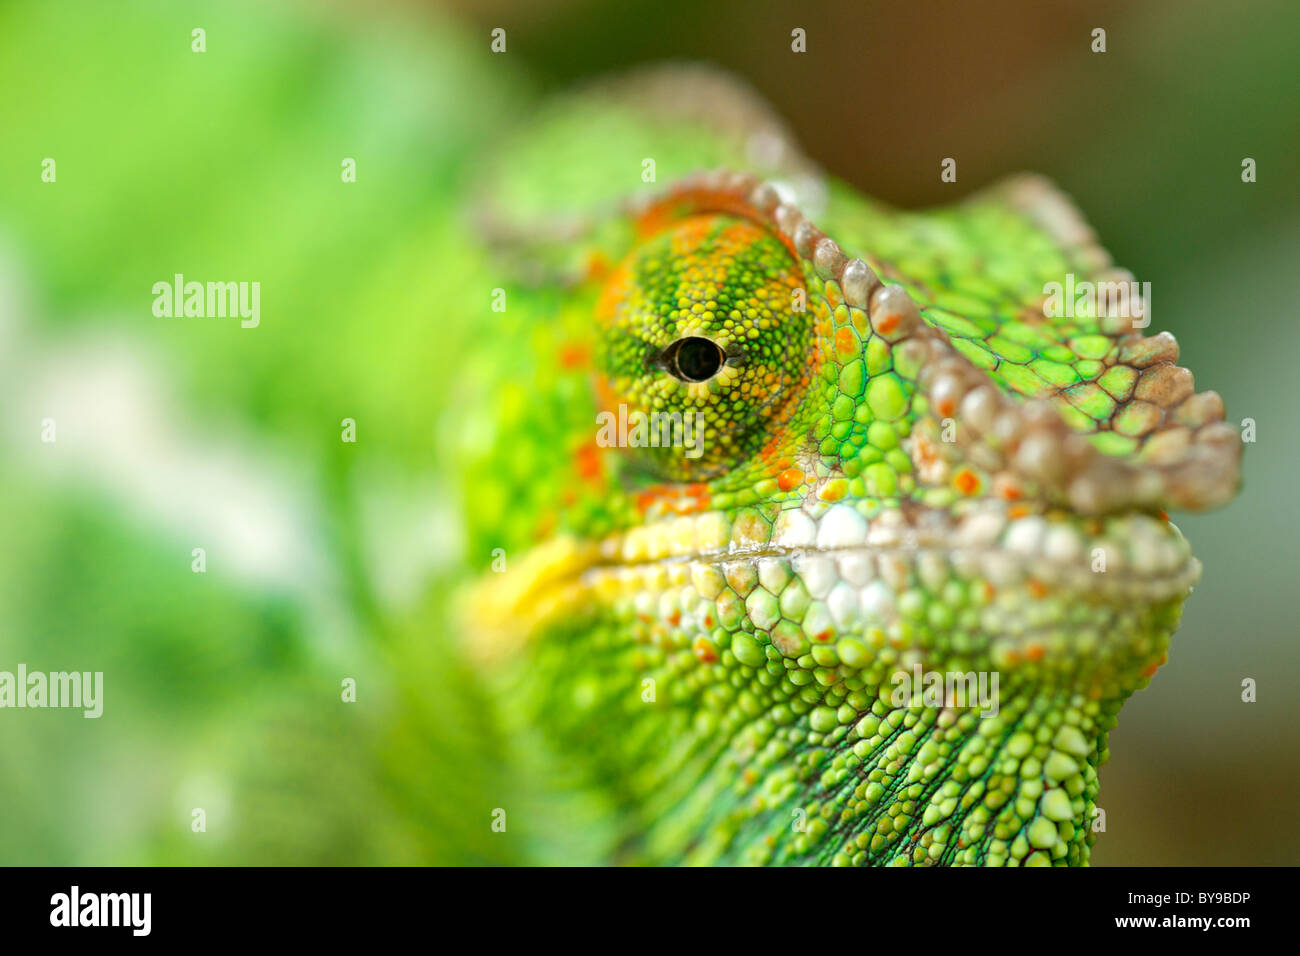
[594,497,1197,586]
[466,501,1201,666]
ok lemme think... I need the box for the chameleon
[0,2,1243,866]
[458,65,1243,866]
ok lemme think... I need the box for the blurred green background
[0,0,1295,864]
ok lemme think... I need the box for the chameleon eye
[662,336,726,383]
[595,212,812,482]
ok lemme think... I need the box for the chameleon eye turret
[594,212,812,482]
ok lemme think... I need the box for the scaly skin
[459,66,1242,867]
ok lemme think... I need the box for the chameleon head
[545,173,1235,693]
[465,168,1242,865]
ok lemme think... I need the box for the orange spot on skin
[593,375,623,417]
[834,327,856,359]
[778,467,804,492]
[820,480,847,502]
[558,342,590,370]
[1007,503,1031,520]
[1141,653,1168,679]
[813,631,833,643]
[953,469,980,496]
[594,261,631,324]
[634,190,802,262]
[998,482,1024,501]
[877,312,901,335]
[758,432,790,464]
[574,441,604,482]
[584,250,613,283]
[668,610,681,627]
[634,482,712,516]
[914,433,939,467]
[1027,578,1048,599]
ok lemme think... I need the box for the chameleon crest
[460,66,1242,865]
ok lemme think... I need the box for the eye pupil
[667,336,725,383]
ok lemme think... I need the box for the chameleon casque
[459,65,1243,866]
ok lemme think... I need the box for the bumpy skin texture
[461,67,1241,865]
